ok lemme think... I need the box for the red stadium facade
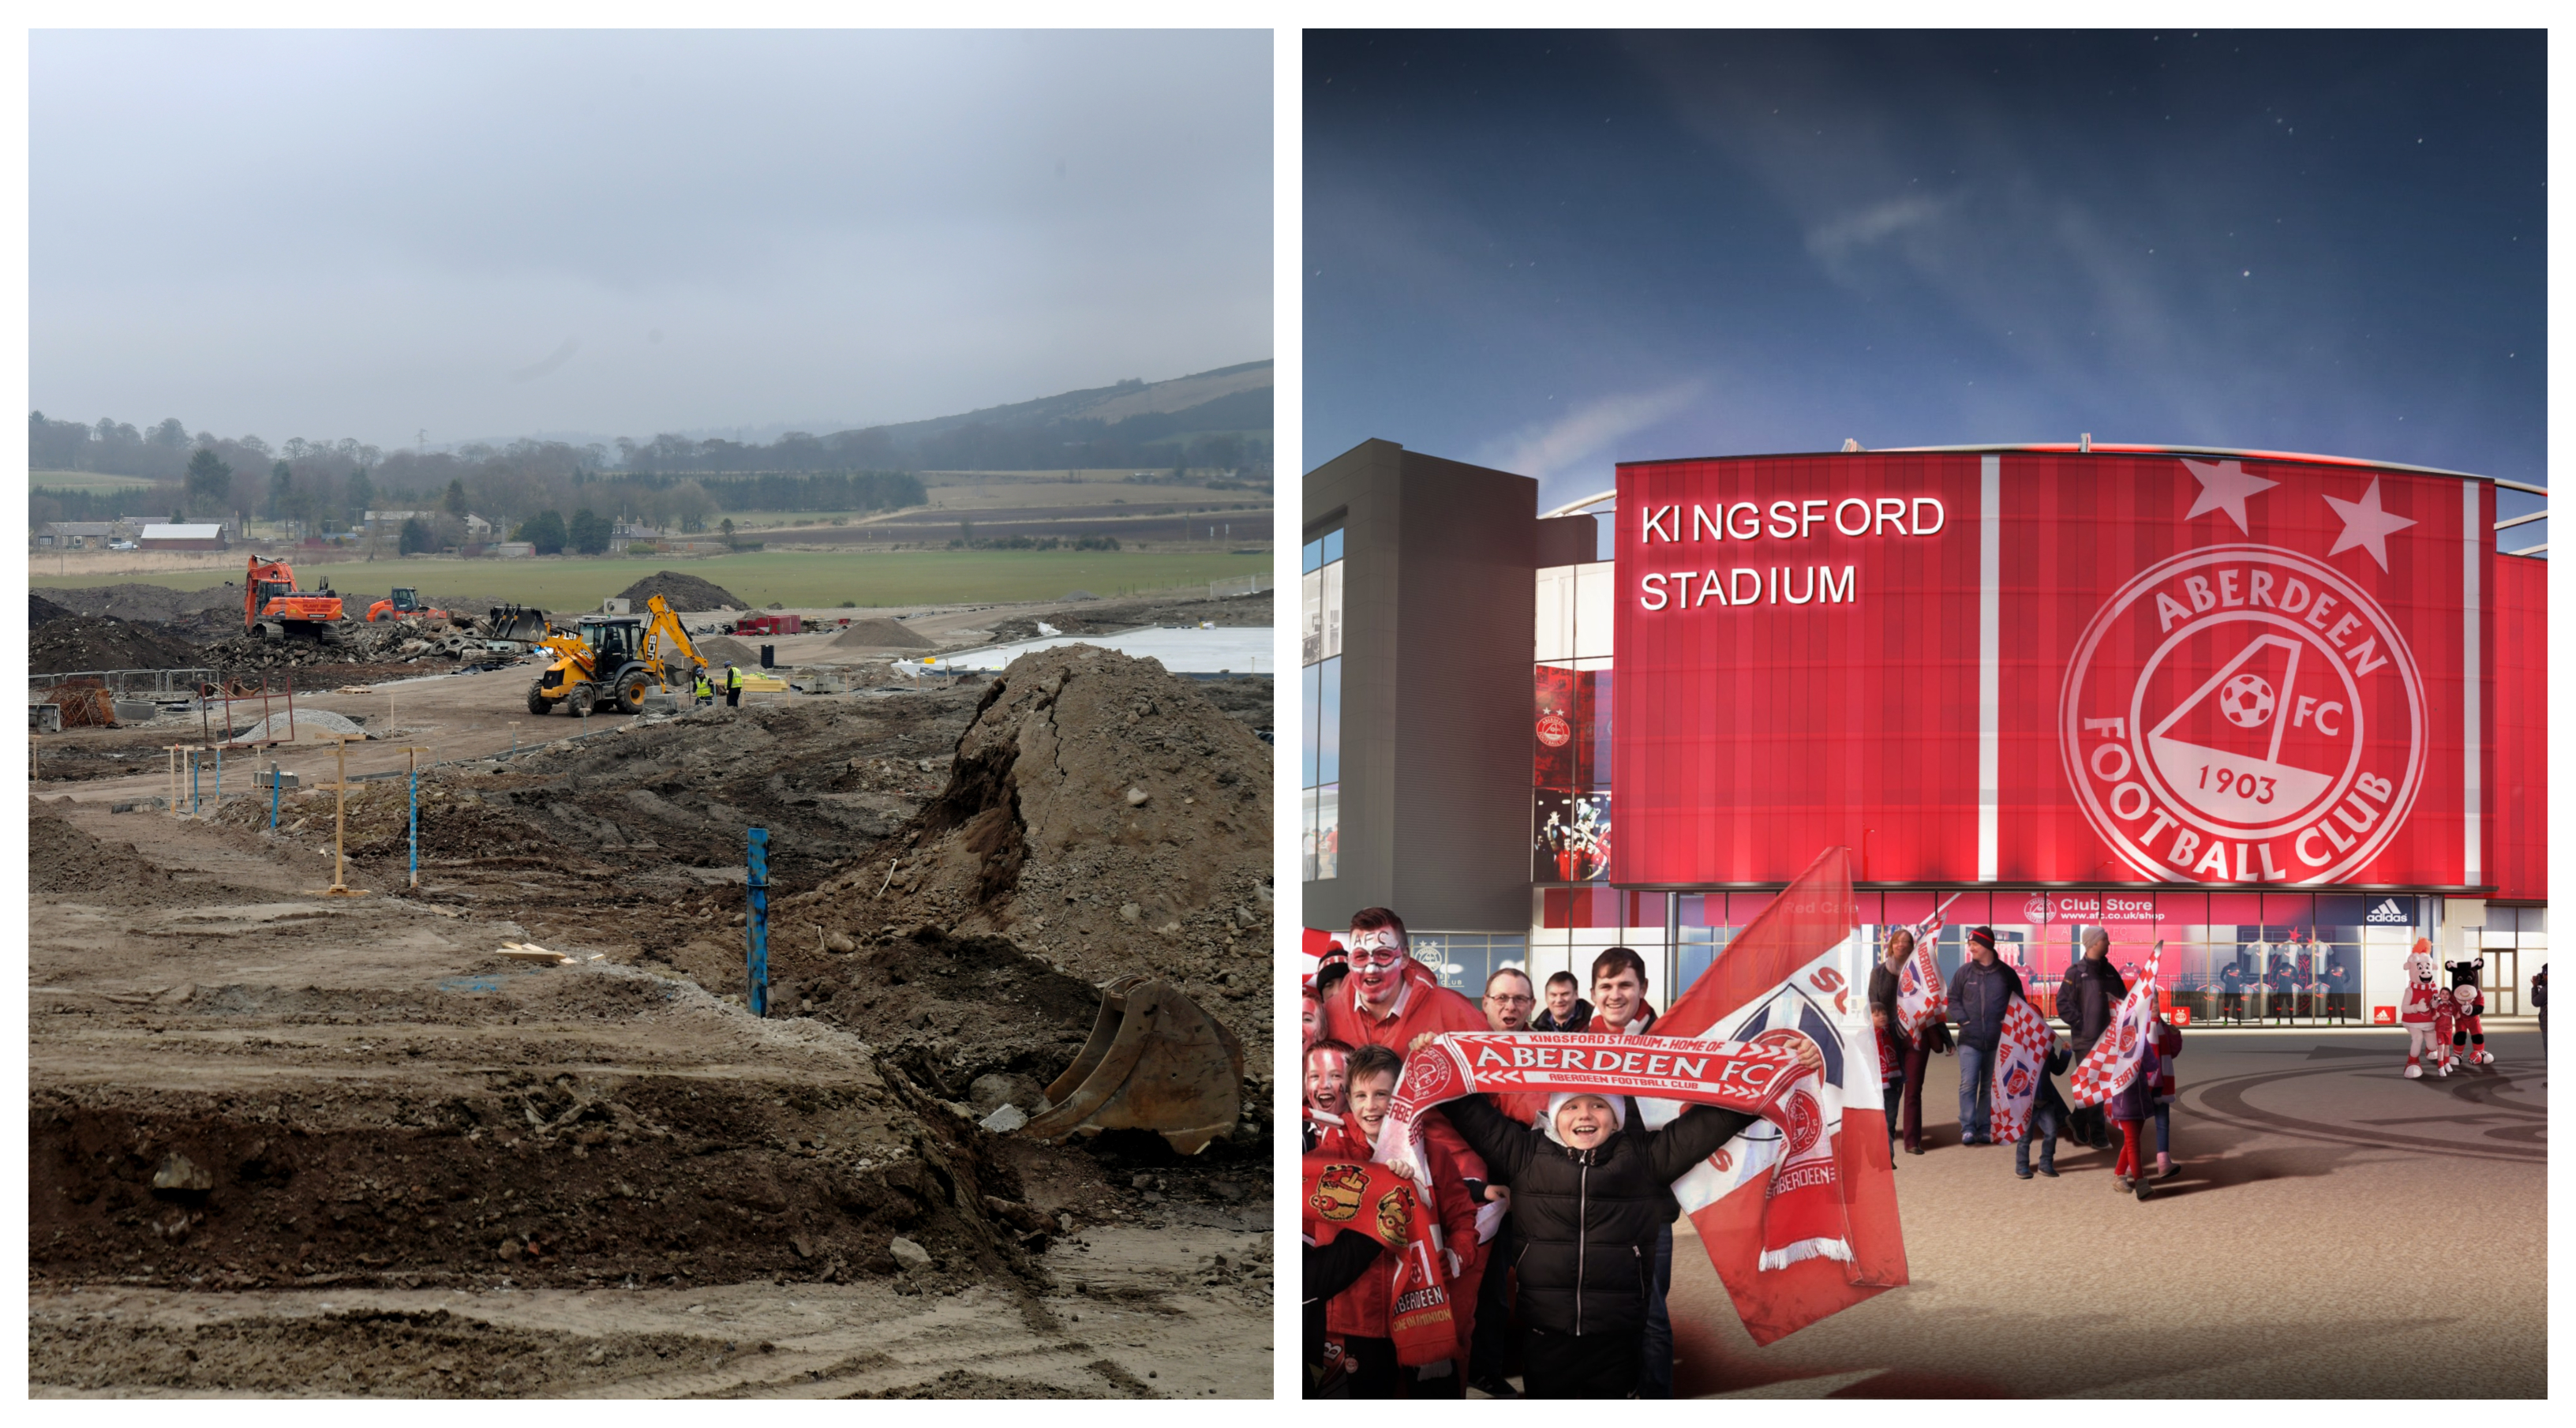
[1614,448,2495,892]
[1305,438,2543,1033]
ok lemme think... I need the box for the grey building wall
[1305,439,1574,932]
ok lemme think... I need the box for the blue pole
[191,752,200,818]
[213,745,221,812]
[270,762,279,829]
[409,760,420,888]
[747,827,769,1017]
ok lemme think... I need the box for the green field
[29,547,1271,610]
[30,470,168,495]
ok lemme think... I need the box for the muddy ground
[28,641,1274,1397]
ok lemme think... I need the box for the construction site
[27,559,1277,1398]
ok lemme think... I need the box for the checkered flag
[2069,940,2164,1109]
[1893,894,1958,1041]
[1988,996,2054,1143]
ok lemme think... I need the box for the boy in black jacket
[2012,1040,2073,1179]
[1440,1089,1759,1399]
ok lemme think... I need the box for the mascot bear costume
[2445,956,2492,1070]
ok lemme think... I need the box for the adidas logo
[2365,898,2410,925]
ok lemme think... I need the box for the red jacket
[1316,958,1488,1063]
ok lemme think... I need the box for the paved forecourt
[1649,1025,2546,1398]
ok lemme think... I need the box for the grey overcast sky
[32,28,1272,450]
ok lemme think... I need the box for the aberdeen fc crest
[2060,545,2424,885]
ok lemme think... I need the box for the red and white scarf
[1310,1119,1457,1366]
[1380,1030,1848,1271]
[2069,941,2164,1108]
[1988,995,2054,1143]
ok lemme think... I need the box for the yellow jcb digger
[526,594,708,717]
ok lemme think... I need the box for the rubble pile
[31,591,73,625]
[35,582,240,622]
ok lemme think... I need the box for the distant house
[365,510,435,530]
[463,513,496,541]
[138,523,229,551]
[36,522,115,549]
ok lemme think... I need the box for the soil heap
[695,635,761,668]
[773,645,1274,1074]
[31,590,73,625]
[30,616,209,674]
[619,571,743,611]
[36,583,241,623]
[824,618,934,651]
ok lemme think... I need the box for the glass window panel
[1533,791,1611,883]
[2263,894,2316,928]
[1881,890,1934,925]
[1323,528,1343,564]
[1316,658,1342,785]
[1301,568,1323,665]
[1627,891,1668,929]
[1322,561,1343,659]
[2481,930,2517,950]
[2522,907,2545,936]
[1533,568,1574,662]
[1300,662,1321,787]
[2520,931,2547,950]
[1534,664,1578,791]
[1677,938,1722,999]
[1573,561,1616,659]
[1584,669,1613,790]
[1303,538,1323,575]
[1314,784,1339,881]
[1301,787,1320,883]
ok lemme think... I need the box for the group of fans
[1301,909,1810,1400]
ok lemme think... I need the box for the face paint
[1350,928,1406,1003]
[1304,1046,1349,1114]
[1301,995,1321,1046]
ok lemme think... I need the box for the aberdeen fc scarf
[2069,941,2164,1109]
[1378,1030,1837,1269]
[1307,1127,1456,1366]
[1988,995,2054,1143]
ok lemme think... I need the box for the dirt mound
[30,616,208,674]
[26,1050,1035,1295]
[620,571,743,611]
[826,618,934,650]
[31,591,73,625]
[797,930,1106,1103]
[26,814,206,905]
[36,582,242,623]
[696,635,761,667]
[777,646,1273,1075]
[29,1307,732,1398]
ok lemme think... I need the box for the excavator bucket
[482,604,550,643]
[1023,976,1244,1155]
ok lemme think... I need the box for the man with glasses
[1481,969,1538,1033]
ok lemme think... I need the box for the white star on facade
[2322,476,2417,572]
[2181,458,2278,534]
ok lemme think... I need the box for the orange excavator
[242,555,346,643]
[363,587,455,627]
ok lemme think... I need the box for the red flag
[1657,846,1908,1346]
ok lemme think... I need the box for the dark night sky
[1304,30,2546,527]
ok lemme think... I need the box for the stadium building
[1302,438,2546,1021]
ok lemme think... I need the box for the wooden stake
[310,735,369,898]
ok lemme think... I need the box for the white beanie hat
[1541,1092,1624,1145]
